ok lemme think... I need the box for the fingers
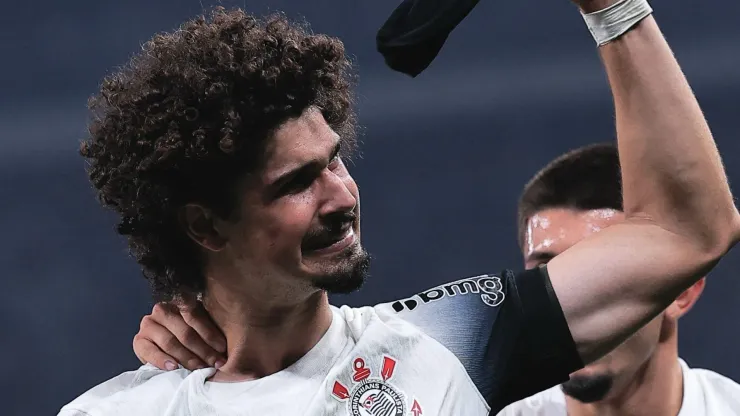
[180,303,227,354]
[139,315,209,371]
[150,304,226,369]
[133,336,179,371]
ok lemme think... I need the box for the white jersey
[498,359,740,415]
[59,268,583,416]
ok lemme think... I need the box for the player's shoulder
[683,360,740,411]
[374,272,509,315]
[689,366,740,391]
[58,364,195,416]
[335,272,510,332]
[496,385,566,416]
[333,303,426,341]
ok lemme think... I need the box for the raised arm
[548,0,740,364]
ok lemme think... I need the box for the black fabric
[380,267,581,414]
[376,0,483,77]
[486,266,584,414]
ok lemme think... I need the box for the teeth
[323,228,351,248]
[328,229,349,245]
[306,224,353,251]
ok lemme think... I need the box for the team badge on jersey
[332,356,421,416]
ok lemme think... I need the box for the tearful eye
[273,144,342,199]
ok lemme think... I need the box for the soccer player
[60,2,740,416]
[130,144,740,416]
[498,143,740,414]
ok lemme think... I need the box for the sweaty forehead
[524,208,624,259]
[262,108,339,181]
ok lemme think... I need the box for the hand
[133,299,227,371]
[571,0,619,13]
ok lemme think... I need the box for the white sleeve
[57,364,188,416]
[58,410,93,416]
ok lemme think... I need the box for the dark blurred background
[2,0,739,414]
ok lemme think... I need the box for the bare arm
[548,7,740,364]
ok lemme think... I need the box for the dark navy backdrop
[2,1,739,414]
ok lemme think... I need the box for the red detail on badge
[411,399,423,416]
[353,358,371,382]
[332,381,350,400]
[381,356,396,381]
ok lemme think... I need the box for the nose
[318,169,357,217]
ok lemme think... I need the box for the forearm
[601,15,739,250]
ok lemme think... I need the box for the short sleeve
[490,266,583,411]
[373,267,583,414]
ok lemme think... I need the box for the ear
[665,277,706,320]
[179,204,228,252]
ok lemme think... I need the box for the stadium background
[2,0,739,414]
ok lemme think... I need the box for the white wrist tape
[582,0,653,46]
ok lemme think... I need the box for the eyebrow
[267,141,342,191]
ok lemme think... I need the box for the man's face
[219,107,369,294]
[523,208,663,403]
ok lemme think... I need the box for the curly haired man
[60,3,740,416]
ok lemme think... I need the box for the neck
[202,269,333,382]
[566,340,683,416]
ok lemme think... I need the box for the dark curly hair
[81,7,358,302]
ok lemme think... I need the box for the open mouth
[303,224,356,255]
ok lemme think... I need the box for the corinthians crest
[331,356,422,416]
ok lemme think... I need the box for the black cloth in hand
[376,0,483,77]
